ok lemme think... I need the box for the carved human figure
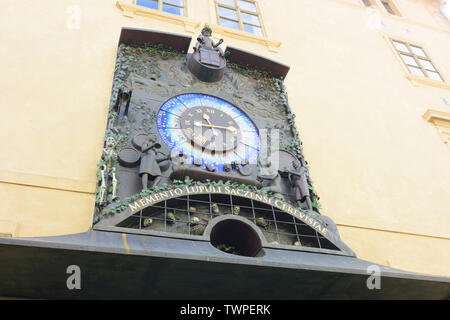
[287,159,313,211]
[260,159,283,198]
[156,158,173,188]
[194,26,227,58]
[114,88,132,119]
[139,134,162,190]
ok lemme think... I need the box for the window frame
[215,0,266,38]
[361,0,376,7]
[390,39,445,83]
[134,0,186,17]
[360,0,401,16]
[380,0,401,16]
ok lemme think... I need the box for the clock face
[179,106,239,153]
[157,94,260,171]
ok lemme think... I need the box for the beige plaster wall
[0,0,448,277]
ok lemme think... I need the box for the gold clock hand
[226,126,237,134]
[202,114,219,136]
[194,121,237,133]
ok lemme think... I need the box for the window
[135,0,185,16]
[391,39,444,82]
[216,0,264,37]
[361,0,375,7]
[361,0,401,16]
[381,0,400,15]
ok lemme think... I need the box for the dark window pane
[400,54,418,67]
[408,66,425,77]
[136,0,158,10]
[427,71,443,82]
[241,12,260,26]
[162,3,183,15]
[419,59,436,72]
[238,0,257,12]
[382,1,396,15]
[220,18,240,30]
[392,41,409,53]
[218,0,235,7]
[410,46,427,58]
[164,0,183,6]
[243,23,263,36]
[218,6,238,20]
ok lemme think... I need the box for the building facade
[0,0,449,298]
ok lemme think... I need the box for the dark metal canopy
[0,231,448,299]
[117,28,290,79]
[225,46,290,79]
[118,27,192,52]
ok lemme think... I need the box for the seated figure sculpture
[193,26,230,68]
[188,25,228,82]
[194,26,227,60]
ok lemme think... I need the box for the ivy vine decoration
[227,63,282,96]
[119,43,183,79]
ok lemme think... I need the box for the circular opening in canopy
[210,218,263,257]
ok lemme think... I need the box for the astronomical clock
[93,27,354,258]
[157,93,260,171]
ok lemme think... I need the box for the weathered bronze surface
[94,32,343,255]
[117,147,140,167]
[114,88,132,119]
[226,45,290,79]
[188,26,227,82]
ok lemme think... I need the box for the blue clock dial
[157,93,260,171]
